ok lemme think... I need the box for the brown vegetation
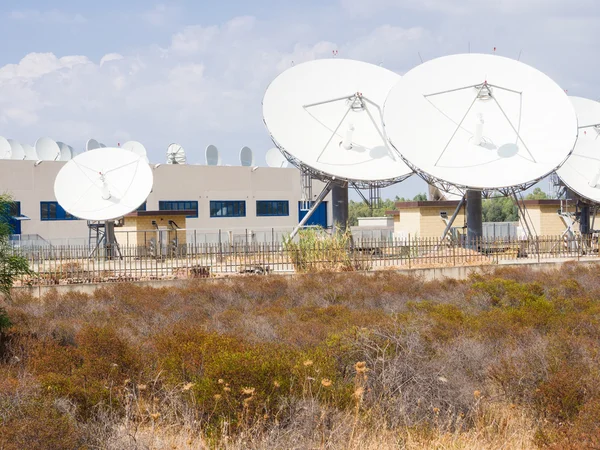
[2,263,600,448]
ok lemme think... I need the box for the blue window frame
[210,201,246,218]
[256,200,289,217]
[159,200,198,218]
[137,201,147,212]
[1,201,21,234]
[40,201,79,221]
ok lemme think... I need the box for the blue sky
[0,0,598,199]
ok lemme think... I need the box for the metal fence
[10,234,598,287]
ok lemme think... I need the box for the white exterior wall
[0,160,332,245]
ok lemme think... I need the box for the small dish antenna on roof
[22,144,38,160]
[167,143,187,164]
[86,139,101,151]
[205,144,221,166]
[557,96,600,202]
[35,137,61,161]
[383,53,578,192]
[0,137,12,159]
[240,146,254,166]
[122,141,149,163]
[265,147,289,168]
[57,142,73,161]
[99,143,107,148]
[54,147,153,221]
[8,140,25,160]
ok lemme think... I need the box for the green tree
[482,197,519,222]
[0,194,31,299]
[525,187,548,200]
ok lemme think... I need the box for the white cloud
[9,9,86,24]
[100,53,125,67]
[142,4,180,26]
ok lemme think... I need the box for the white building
[0,160,332,246]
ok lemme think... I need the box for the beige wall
[393,205,466,238]
[0,160,332,245]
[116,214,188,247]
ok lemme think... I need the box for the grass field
[2,262,600,448]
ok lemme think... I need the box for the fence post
[408,234,411,269]
[537,236,540,263]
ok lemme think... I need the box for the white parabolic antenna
[22,144,38,160]
[0,137,12,159]
[205,144,221,166]
[240,146,254,166]
[383,53,578,191]
[123,141,149,163]
[35,137,61,161]
[57,141,72,161]
[262,58,412,185]
[7,140,25,160]
[54,148,153,221]
[557,96,600,203]
[265,147,289,168]
[167,143,187,164]
[86,139,101,151]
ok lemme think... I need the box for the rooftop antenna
[205,144,221,166]
[517,49,523,61]
[54,147,153,259]
[0,137,12,159]
[265,148,288,168]
[86,138,100,151]
[166,143,187,164]
[418,52,424,63]
[122,141,150,163]
[240,146,254,166]
[22,143,38,160]
[57,141,73,161]
[35,137,60,161]
[7,140,25,160]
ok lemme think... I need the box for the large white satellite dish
[54,148,153,221]
[262,58,412,185]
[35,137,61,161]
[7,140,25,160]
[22,144,38,160]
[557,96,600,203]
[86,139,101,151]
[0,137,12,159]
[57,141,72,161]
[205,144,221,166]
[240,146,254,166]
[167,143,187,164]
[265,147,289,168]
[384,53,578,192]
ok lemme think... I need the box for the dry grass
[3,263,600,448]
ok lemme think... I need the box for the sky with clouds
[0,0,598,198]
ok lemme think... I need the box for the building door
[298,201,328,228]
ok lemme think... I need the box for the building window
[210,201,246,218]
[137,201,147,212]
[256,200,289,217]
[40,202,79,221]
[159,200,198,218]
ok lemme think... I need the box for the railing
[10,235,596,286]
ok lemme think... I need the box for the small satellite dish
[57,142,72,161]
[54,148,153,221]
[99,143,107,148]
[7,140,25,160]
[0,137,12,159]
[123,141,149,163]
[35,137,61,161]
[384,53,578,191]
[265,148,289,168]
[557,96,600,203]
[240,146,254,166]
[86,139,101,151]
[167,143,187,164]
[205,144,221,166]
[262,58,412,184]
[22,144,38,160]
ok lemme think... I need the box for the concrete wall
[0,161,332,245]
[393,204,466,238]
